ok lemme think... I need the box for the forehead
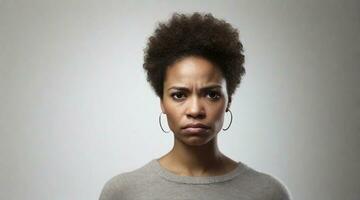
[164,56,225,87]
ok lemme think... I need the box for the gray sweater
[99,159,291,200]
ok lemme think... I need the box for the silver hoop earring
[159,112,170,133]
[222,109,233,131]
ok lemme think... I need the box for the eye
[171,92,186,100]
[206,91,221,100]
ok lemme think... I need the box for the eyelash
[171,91,221,101]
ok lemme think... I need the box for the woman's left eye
[206,91,221,99]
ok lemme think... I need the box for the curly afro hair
[143,12,245,100]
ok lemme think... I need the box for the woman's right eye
[171,92,185,100]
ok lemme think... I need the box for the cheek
[213,110,225,128]
[164,104,183,129]
[209,104,227,130]
[166,112,176,129]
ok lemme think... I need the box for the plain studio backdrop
[0,0,359,199]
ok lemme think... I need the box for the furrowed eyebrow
[167,85,222,92]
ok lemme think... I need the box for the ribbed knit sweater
[99,158,291,200]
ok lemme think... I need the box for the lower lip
[182,127,209,134]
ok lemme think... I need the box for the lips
[182,123,210,134]
[182,123,210,129]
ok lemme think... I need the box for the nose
[186,96,205,119]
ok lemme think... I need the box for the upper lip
[182,123,210,129]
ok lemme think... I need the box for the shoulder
[99,160,155,200]
[99,173,128,200]
[237,162,292,200]
[260,173,291,200]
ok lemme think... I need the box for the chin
[179,134,216,146]
[184,139,209,146]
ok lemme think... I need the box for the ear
[226,96,232,111]
[160,98,165,113]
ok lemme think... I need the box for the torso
[157,155,239,177]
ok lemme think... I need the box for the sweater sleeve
[99,174,127,200]
[267,174,291,200]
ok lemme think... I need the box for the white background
[1,0,359,199]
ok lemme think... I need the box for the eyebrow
[167,85,222,92]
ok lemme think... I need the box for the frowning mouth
[182,123,210,134]
[182,123,210,129]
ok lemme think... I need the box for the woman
[99,12,290,200]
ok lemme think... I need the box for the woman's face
[161,56,230,146]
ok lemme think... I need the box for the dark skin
[158,55,238,177]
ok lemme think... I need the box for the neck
[160,136,227,176]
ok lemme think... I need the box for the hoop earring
[159,112,170,133]
[222,109,233,131]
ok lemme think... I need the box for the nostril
[187,111,206,119]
